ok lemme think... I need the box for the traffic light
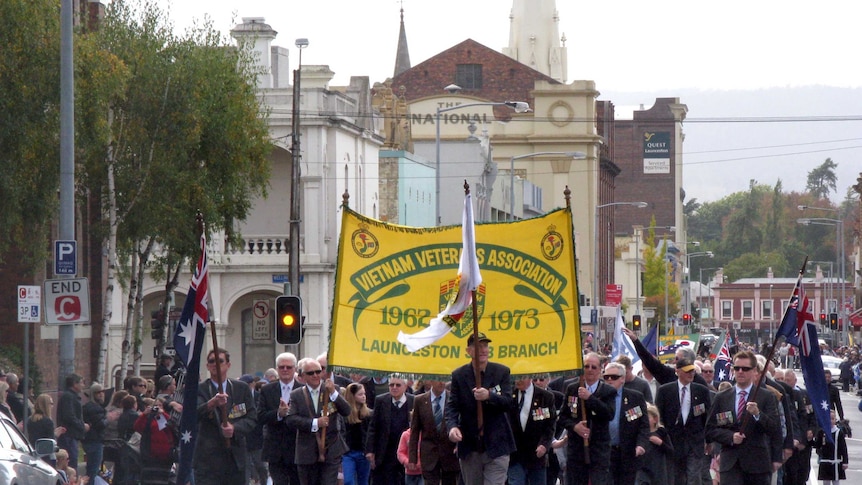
[829,312,838,330]
[150,309,164,340]
[682,313,692,326]
[275,295,303,344]
[632,314,642,331]
[820,313,827,326]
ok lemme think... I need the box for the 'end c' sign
[44,277,90,325]
[54,295,83,322]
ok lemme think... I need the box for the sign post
[16,286,39,438]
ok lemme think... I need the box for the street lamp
[699,266,719,326]
[435,97,531,225]
[509,151,585,221]
[289,38,309,299]
[809,260,835,314]
[685,251,714,318]
[593,202,648,328]
[797,214,845,344]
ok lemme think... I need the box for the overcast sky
[153,0,862,202]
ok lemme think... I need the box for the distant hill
[599,86,862,203]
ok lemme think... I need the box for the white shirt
[518,384,534,430]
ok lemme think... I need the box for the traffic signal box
[682,313,692,326]
[276,295,303,344]
[632,314,642,331]
[820,313,827,326]
[150,309,165,340]
[829,312,839,330]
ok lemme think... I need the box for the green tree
[0,0,62,266]
[78,0,272,375]
[641,220,680,330]
[805,158,838,199]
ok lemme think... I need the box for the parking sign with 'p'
[54,240,77,275]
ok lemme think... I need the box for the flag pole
[465,181,484,437]
[564,186,589,462]
[741,257,808,430]
[200,212,230,449]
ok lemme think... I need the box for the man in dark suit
[286,358,351,485]
[259,351,301,485]
[194,348,258,485]
[655,358,711,485]
[366,373,414,485]
[507,375,557,485]
[780,369,816,485]
[57,373,89,473]
[622,328,710,387]
[557,352,616,485]
[705,350,780,485]
[603,362,649,485]
[446,332,517,484]
[409,379,460,485]
[532,375,564,485]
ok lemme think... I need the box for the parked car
[0,412,61,485]
[822,355,843,382]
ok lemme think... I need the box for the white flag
[398,193,482,352]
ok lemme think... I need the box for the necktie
[519,391,528,430]
[737,390,747,417]
[433,395,443,428]
[680,386,688,424]
[311,388,319,414]
[396,400,402,409]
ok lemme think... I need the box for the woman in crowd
[342,382,372,485]
[0,382,13,421]
[133,401,176,484]
[27,393,67,447]
[103,390,129,465]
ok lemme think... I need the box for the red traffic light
[682,313,692,325]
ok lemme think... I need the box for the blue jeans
[405,473,424,485]
[508,461,546,485]
[82,441,104,479]
[58,435,79,472]
[342,450,371,485]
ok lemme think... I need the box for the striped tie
[737,390,747,417]
[433,395,443,428]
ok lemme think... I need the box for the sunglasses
[389,383,403,387]
[278,365,295,370]
[207,358,226,364]
[304,369,323,376]
[732,365,753,372]
[603,374,622,381]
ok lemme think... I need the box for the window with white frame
[762,300,773,320]
[742,300,753,319]
[721,300,732,319]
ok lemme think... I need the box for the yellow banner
[329,206,583,379]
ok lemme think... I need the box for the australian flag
[640,322,658,357]
[798,313,834,443]
[172,233,210,483]
[709,330,733,384]
[775,275,813,347]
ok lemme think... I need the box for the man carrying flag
[172,228,210,485]
[772,266,833,444]
[398,191,482,352]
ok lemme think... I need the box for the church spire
[503,0,567,83]
[393,5,412,77]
